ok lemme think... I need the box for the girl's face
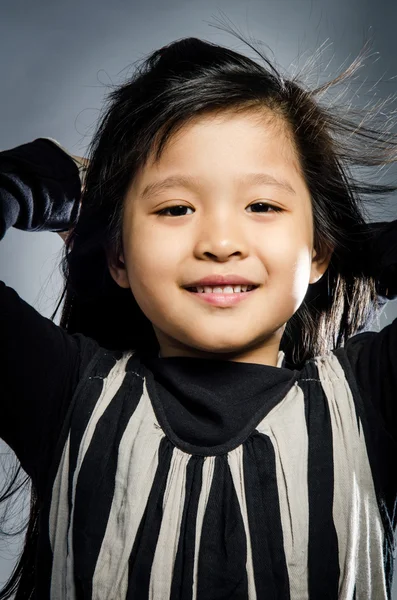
[109,110,330,366]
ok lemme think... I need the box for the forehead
[154,109,299,163]
[131,108,307,197]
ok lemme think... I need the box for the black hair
[56,36,397,366]
[2,28,397,598]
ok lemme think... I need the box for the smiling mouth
[186,285,258,294]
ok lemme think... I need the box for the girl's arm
[0,139,99,491]
[366,220,397,300]
[342,219,397,445]
[0,138,84,239]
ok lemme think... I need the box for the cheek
[124,223,185,299]
[261,232,312,302]
[289,248,312,301]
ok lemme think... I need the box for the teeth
[193,285,255,293]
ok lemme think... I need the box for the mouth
[185,284,258,294]
[184,284,259,307]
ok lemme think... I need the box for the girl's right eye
[157,205,194,217]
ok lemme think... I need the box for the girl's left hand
[57,230,72,243]
[57,153,89,243]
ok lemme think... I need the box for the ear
[108,252,130,289]
[309,246,333,284]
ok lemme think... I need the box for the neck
[156,331,283,367]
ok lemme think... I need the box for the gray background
[1,0,397,593]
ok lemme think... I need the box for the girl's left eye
[156,202,283,217]
[247,202,283,213]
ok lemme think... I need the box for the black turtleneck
[141,355,299,453]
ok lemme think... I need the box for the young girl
[1,35,397,600]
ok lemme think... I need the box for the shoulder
[75,345,145,391]
[296,350,352,385]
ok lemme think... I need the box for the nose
[193,211,249,262]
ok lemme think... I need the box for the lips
[184,275,259,288]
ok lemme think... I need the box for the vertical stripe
[65,353,133,600]
[67,351,124,508]
[149,448,191,598]
[300,361,339,598]
[192,456,215,600]
[243,432,290,598]
[72,369,145,598]
[92,380,166,599]
[256,383,309,599]
[49,433,71,599]
[317,355,387,599]
[170,455,204,600]
[196,455,248,600]
[227,445,257,600]
[125,436,174,599]
[337,347,396,598]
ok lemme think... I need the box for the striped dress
[2,139,397,600]
[34,338,396,599]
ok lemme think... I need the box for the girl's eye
[157,205,194,217]
[246,202,283,213]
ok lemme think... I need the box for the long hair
[56,37,397,365]
[3,29,397,598]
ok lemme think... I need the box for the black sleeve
[0,139,99,491]
[343,218,397,434]
[0,137,82,239]
[344,320,397,441]
[365,219,397,300]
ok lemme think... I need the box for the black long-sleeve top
[1,139,397,599]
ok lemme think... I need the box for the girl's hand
[57,230,69,242]
[57,154,89,243]
[70,154,90,171]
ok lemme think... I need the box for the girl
[1,34,397,600]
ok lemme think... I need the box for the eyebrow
[140,172,297,199]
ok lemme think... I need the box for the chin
[185,335,261,357]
